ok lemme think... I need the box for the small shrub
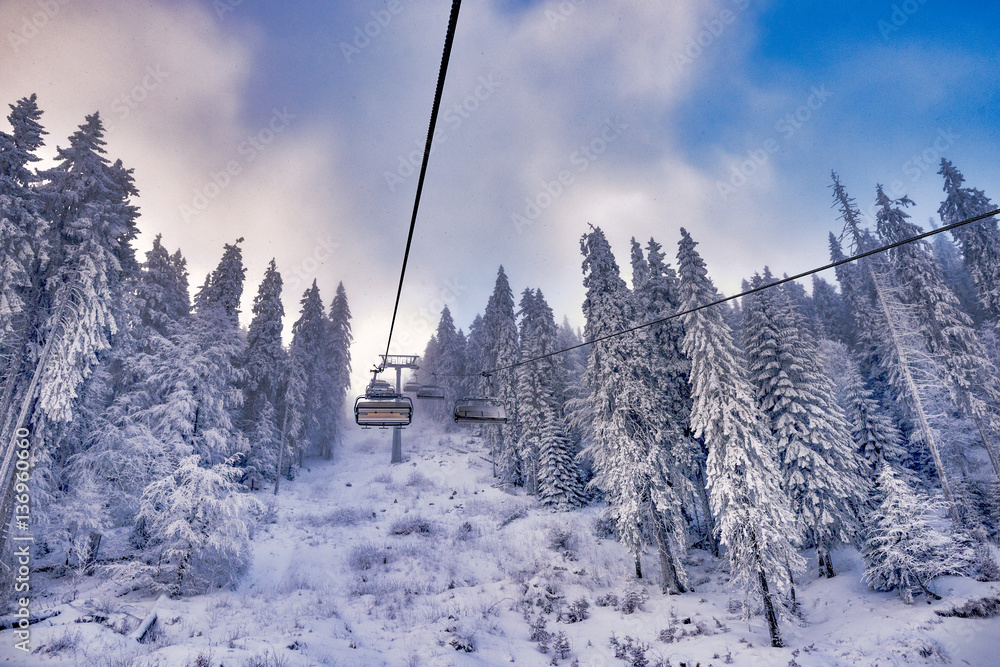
[593,516,618,540]
[553,631,571,659]
[390,516,434,536]
[455,521,475,541]
[548,526,577,554]
[560,597,589,623]
[347,542,393,571]
[41,627,82,655]
[618,584,647,615]
[529,614,550,643]
[596,592,618,608]
[609,633,649,667]
[243,649,290,667]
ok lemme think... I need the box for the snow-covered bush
[134,455,264,596]
[347,541,394,571]
[389,515,435,536]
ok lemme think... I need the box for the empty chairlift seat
[453,397,507,424]
[403,380,421,393]
[416,385,446,400]
[355,379,412,427]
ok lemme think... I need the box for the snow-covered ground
[3,425,1000,666]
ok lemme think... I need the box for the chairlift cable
[470,206,1000,376]
[379,0,463,372]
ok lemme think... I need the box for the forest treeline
[0,95,352,596]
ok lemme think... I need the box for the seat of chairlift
[453,397,507,424]
[416,385,445,400]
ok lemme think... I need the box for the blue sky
[3,0,999,391]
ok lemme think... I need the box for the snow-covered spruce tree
[326,281,352,450]
[517,288,584,507]
[240,260,285,486]
[194,237,245,324]
[810,275,855,348]
[136,454,264,596]
[629,237,695,590]
[481,266,520,483]
[841,355,906,474]
[288,281,334,460]
[932,226,983,324]
[580,227,687,591]
[34,111,139,424]
[677,227,802,647]
[425,306,465,424]
[874,185,1000,480]
[136,234,190,339]
[863,463,972,603]
[938,159,1000,323]
[464,313,486,399]
[830,174,960,520]
[0,94,47,350]
[741,270,867,578]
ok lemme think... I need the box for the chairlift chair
[453,397,507,424]
[416,384,446,400]
[403,380,421,393]
[355,372,412,427]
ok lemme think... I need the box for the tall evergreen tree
[677,227,801,647]
[810,275,854,347]
[241,260,285,485]
[289,281,334,460]
[742,270,867,578]
[938,159,1000,323]
[517,288,584,508]
[875,186,1000,479]
[481,266,520,482]
[327,281,352,449]
[196,237,246,324]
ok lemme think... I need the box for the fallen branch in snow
[129,593,168,642]
[0,609,60,630]
[935,594,1000,618]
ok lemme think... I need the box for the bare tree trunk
[695,463,719,556]
[758,567,783,648]
[634,553,642,579]
[650,509,685,594]
[274,403,289,495]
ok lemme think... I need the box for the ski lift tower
[380,354,420,463]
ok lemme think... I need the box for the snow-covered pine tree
[0,94,47,350]
[629,237,693,592]
[874,185,1000,480]
[830,174,960,521]
[938,159,1000,323]
[481,266,520,483]
[34,112,139,424]
[135,454,264,595]
[241,260,285,487]
[932,226,983,324]
[196,237,246,324]
[327,281,353,450]
[136,234,190,338]
[863,463,972,603]
[464,313,486,399]
[841,355,906,474]
[810,275,855,348]
[289,281,334,460]
[741,270,867,578]
[677,227,802,647]
[426,306,465,424]
[517,288,584,507]
[580,227,688,590]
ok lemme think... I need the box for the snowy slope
[2,424,1000,666]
